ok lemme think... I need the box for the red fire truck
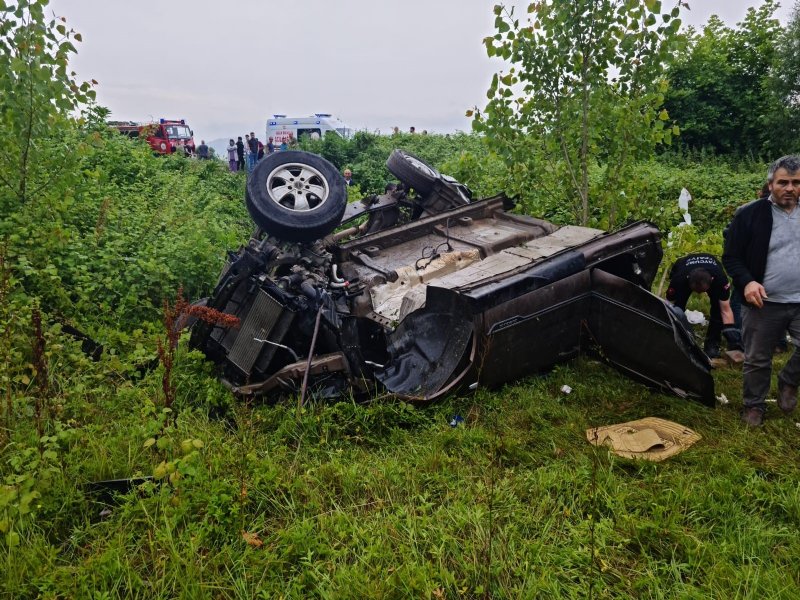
[110,118,196,156]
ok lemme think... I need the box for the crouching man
[666,253,741,358]
[723,155,800,426]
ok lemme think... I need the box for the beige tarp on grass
[586,417,701,462]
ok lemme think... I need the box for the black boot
[722,327,743,351]
[704,340,721,358]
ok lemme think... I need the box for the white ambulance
[266,113,352,144]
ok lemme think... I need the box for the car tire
[246,151,347,243]
[386,149,440,195]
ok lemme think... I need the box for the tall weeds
[30,306,48,442]
[0,248,13,446]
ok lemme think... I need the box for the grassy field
[3,345,799,599]
[0,132,796,598]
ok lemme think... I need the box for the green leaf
[153,461,168,480]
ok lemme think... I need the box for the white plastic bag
[684,309,707,325]
[678,188,691,211]
[677,188,692,227]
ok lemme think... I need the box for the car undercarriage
[188,149,715,406]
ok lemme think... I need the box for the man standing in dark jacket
[236,137,245,172]
[723,155,800,426]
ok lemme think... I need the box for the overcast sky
[48,0,794,143]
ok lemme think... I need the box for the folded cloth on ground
[586,417,701,462]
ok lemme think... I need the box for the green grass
[1,127,796,598]
[3,349,799,599]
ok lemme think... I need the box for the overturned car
[189,150,715,406]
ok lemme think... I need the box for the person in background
[236,136,245,172]
[666,253,740,358]
[247,132,259,172]
[227,139,237,172]
[409,126,416,134]
[723,154,800,426]
[267,136,275,154]
[279,138,288,152]
[257,140,264,161]
[343,168,353,186]
[197,139,209,160]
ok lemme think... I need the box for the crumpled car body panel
[377,267,714,406]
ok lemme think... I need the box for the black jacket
[666,253,730,309]
[722,197,773,300]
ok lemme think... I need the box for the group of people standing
[226,132,280,173]
[667,154,800,427]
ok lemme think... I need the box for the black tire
[246,151,347,243]
[386,149,440,195]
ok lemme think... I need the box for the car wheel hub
[266,163,330,212]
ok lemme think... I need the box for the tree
[663,0,796,156]
[768,0,800,150]
[473,1,683,227]
[0,0,94,218]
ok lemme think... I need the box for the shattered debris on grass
[242,531,263,548]
[560,385,572,395]
[449,415,464,427]
[724,350,745,365]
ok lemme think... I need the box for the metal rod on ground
[298,304,324,416]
